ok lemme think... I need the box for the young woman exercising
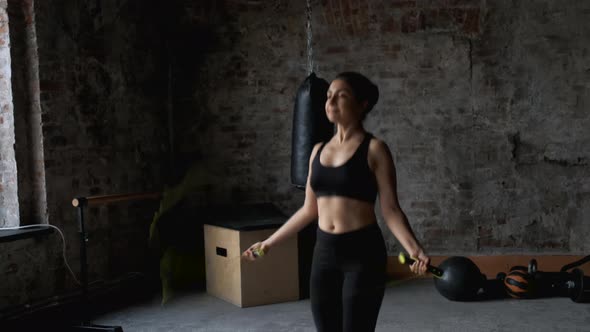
[243,72,430,332]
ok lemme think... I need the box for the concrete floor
[94,279,590,332]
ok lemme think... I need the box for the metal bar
[77,202,90,324]
[72,191,161,208]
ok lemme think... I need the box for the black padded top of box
[202,203,288,231]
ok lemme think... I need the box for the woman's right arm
[242,143,322,260]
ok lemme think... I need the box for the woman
[242,72,430,332]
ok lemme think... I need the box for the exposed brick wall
[178,0,590,255]
[469,1,590,254]
[33,0,169,283]
[7,0,30,226]
[169,1,310,216]
[1,0,169,309]
[2,0,590,311]
[0,0,19,228]
[0,237,60,309]
[9,0,47,227]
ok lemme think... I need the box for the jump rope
[4,225,441,290]
[242,249,443,287]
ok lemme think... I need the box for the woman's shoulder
[309,141,325,160]
[367,134,390,151]
[313,141,326,151]
[367,134,394,163]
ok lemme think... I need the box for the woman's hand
[409,249,430,275]
[241,241,270,261]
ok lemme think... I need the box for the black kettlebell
[434,256,486,301]
[398,253,485,301]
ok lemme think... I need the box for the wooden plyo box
[204,212,299,307]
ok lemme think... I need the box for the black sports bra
[310,133,378,203]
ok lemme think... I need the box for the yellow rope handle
[252,247,265,258]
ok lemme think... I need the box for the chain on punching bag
[290,0,333,189]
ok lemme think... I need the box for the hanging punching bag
[290,72,333,189]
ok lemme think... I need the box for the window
[1,0,47,228]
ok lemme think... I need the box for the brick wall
[9,0,47,227]
[470,1,590,253]
[2,0,589,311]
[0,0,19,228]
[1,0,169,309]
[177,0,590,255]
[33,0,169,283]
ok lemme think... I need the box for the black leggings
[310,223,387,332]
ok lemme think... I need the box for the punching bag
[290,72,333,189]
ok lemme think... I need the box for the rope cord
[386,275,423,288]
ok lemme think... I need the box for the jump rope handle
[251,247,265,258]
[398,252,444,278]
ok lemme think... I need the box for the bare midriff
[316,196,377,234]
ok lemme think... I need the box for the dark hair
[334,72,379,120]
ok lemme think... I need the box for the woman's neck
[334,125,365,144]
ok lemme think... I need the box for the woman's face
[325,79,365,125]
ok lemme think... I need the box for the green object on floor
[149,163,212,304]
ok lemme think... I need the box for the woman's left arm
[370,139,430,273]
